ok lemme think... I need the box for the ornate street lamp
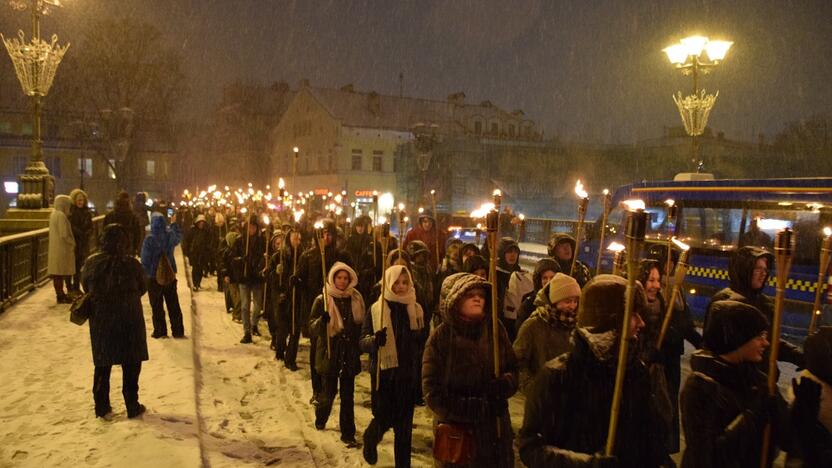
[2,0,70,209]
[664,35,732,172]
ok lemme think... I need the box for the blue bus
[581,176,832,338]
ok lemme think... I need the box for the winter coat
[548,233,592,287]
[515,257,561,331]
[706,246,804,368]
[104,203,141,255]
[140,214,182,279]
[230,229,266,285]
[513,283,574,394]
[185,225,213,266]
[422,273,518,468]
[406,240,437,327]
[360,300,424,415]
[81,251,148,367]
[296,244,352,336]
[680,350,789,468]
[68,189,93,261]
[276,230,302,318]
[309,294,363,377]
[220,232,242,283]
[48,195,76,276]
[518,328,670,468]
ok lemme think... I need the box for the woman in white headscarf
[359,265,425,467]
[308,261,365,447]
[48,194,76,303]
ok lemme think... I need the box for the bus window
[679,207,744,251]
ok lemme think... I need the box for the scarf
[532,285,577,330]
[323,262,365,338]
[371,265,424,370]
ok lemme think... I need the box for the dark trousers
[315,372,355,439]
[364,404,415,468]
[148,278,184,337]
[310,335,322,397]
[191,259,204,288]
[275,300,301,363]
[93,362,141,416]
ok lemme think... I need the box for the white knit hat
[548,273,581,305]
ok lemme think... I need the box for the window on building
[12,156,27,175]
[146,160,155,177]
[474,121,482,134]
[508,124,516,137]
[373,150,384,155]
[0,121,11,134]
[373,156,382,172]
[352,154,362,171]
[108,160,117,179]
[21,123,32,136]
[490,122,499,135]
[45,156,61,178]
[329,153,335,171]
[77,157,93,177]
[317,155,325,172]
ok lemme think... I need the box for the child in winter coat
[309,262,365,447]
[423,273,518,468]
[513,273,580,394]
[360,265,425,467]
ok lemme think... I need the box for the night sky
[4,0,831,143]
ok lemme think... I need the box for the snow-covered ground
[0,246,794,467]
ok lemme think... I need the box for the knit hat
[548,273,581,305]
[194,214,206,225]
[703,300,770,355]
[577,274,646,334]
[804,326,832,385]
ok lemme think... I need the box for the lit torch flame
[824,226,832,237]
[671,237,690,251]
[574,180,588,199]
[278,178,285,190]
[607,241,625,252]
[621,199,646,211]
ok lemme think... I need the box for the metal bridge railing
[1,215,106,311]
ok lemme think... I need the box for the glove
[289,275,302,287]
[485,373,515,401]
[791,377,821,426]
[592,453,618,468]
[374,328,387,347]
[748,392,777,425]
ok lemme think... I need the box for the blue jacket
[140,214,182,278]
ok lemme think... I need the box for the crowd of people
[46,188,832,467]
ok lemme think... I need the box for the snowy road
[0,246,794,467]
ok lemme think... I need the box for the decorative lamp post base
[17,170,55,209]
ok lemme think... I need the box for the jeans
[148,278,184,337]
[93,362,142,416]
[239,283,263,335]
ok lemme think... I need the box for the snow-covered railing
[0,214,105,311]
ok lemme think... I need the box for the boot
[240,333,253,344]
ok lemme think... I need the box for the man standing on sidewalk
[140,213,185,339]
[233,215,266,344]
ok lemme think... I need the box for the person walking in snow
[68,188,93,294]
[232,215,266,344]
[48,194,76,304]
[423,273,518,468]
[547,232,592,288]
[495,237,523,341]
[403,210,445,273]
[513,272,580,395]
[104,191,141,256]
[308,262,364,447]
[360,265,425,466]
[82,224,148,419]
[185,214,212,291]
[140,213,185,339]
[514,257,560,333]
[274,228,303,369]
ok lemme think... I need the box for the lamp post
[2,0,70,209]
[663,35,733,172]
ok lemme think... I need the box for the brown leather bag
[433,422,475,465]
[155,253,176,286]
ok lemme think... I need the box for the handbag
[69,292,92,325]
[433,422,476,464]
[156,253,176,286]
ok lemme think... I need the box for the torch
[314,221,331,358]
[664,199,678,296]
[430,189,439,272]
[760,228,795,467]
[516,214,525,243]
[486,205,502,438]
[375,221,391,391]
[809,227,832,334]
[290,210,303,336]
[605,199,647,456]
[372,191,379,282]
[656,238,691,349]
[595,189,612,276]
[572,180,589,277]
[397,203,407,248]
[608,242,626,277]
